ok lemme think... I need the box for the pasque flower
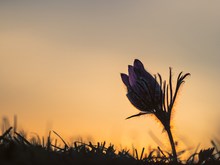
[121,59,190,161]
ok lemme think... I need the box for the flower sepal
[126,112,152,120]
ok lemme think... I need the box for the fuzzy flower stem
[165,126,177,162]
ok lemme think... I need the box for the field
[0,126,219,165]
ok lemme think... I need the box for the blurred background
[0,0,220,157]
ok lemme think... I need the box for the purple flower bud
[121,59,162,113]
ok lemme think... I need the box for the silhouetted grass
[0,126,220,165]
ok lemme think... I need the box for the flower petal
[128,65,137,87]
[126,91,146,111]
[120,73,130,87]
[133,59,154,82]
[128,65,144,96]
[133,59,145,71]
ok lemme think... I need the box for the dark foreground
[0,127,219,165]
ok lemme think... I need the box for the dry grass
[0,126,219,165]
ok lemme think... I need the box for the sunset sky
[1,0,220,156]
